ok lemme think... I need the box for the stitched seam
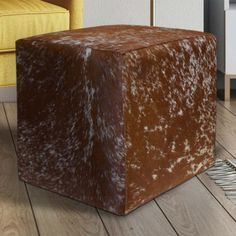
[0,11,69,17]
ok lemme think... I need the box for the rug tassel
[206,159,236,204]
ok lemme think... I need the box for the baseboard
[0,85,17,102]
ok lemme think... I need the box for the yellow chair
[0,0,83,100]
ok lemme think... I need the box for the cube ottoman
[16,25,217,215]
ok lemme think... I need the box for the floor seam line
[25,184,41,236]
[217,100,236,117]
[216,140,236,159]
[154,199,180,236]
[196,176,236,223]
[2,103,41,236]
[96,209,111,236]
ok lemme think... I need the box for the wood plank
[216,102,236,149]
[4,103,107,236]
[27,186,107,236]
[99,100,236,236]
[3,103,17,141]
[197,142,236,220]
[228,149,236,157]
[156,176,236,236]
[6,102,177,236]
[218,100,236,116]
[0,103,38,236]
[216,99,236,156]
[99,201,177,236]
[6,101,236,235]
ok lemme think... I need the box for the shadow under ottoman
[16,25,217,215]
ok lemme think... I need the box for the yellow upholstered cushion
[0,0,70,51]
[43,0,83,29]
[0,52,16,86]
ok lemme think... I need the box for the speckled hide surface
[16,25,217,215]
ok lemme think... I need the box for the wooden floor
[1,99,236,236]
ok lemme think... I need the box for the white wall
[225,8,236,75]
[83,0,150,27]
[84,0,204,31]
[156,0,204,31]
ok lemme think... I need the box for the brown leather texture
[16,25,217,215]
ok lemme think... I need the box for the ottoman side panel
[16,40,126,214]
[122,34,217,213]
[87,50,126,214]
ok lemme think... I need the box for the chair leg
[224,75,231,101]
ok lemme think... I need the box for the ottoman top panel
[18,25,212,54]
